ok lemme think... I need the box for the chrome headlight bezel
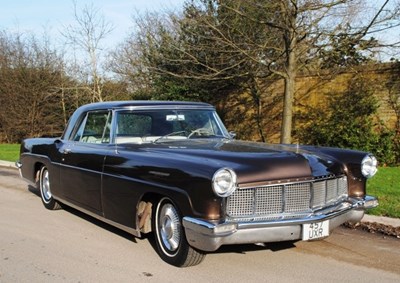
[361,154,378,178]
[212,168,237,197]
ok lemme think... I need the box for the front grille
[226,176,348,221]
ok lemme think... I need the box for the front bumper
[182,195,378,252]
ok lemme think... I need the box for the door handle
[63,148,72,154]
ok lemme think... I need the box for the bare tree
[113,4,280,141]
[62,1,114,102]
[0,31,74,142]
[110,31,156,99]
[121,0,400,143]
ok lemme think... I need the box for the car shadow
[28,184,40,197]
[214,241,297,254]
[27,184,296,257]
[27,184,137,243]
[147,232,296,255]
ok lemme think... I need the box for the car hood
[138,139,344,185]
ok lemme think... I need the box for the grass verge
[367,166,400,218]
[0,144,20,162]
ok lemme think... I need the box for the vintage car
[17,101,379,267]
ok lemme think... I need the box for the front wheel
[38,166,61,210]
[153,197,205,267]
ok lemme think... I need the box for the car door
[58,110,112,215]
[101,110,154,228]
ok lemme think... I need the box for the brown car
[16,101,378,267]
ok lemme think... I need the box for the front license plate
[302,221,329,241]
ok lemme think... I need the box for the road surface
[0,167,399,282]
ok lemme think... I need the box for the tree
[0,31,75,142]
[118,0,400,144]
[112,2,281,141]
[62,1,114,102]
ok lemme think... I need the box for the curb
[0,160,398,229]
[361,214,400,228]
[0,160,16,169]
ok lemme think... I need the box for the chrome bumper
[15,161,23,178]
[182,196,378,252]
[15,161,22,169]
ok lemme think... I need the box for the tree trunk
[249,78,266,142]
[280,32,297,144]
[281,76,293,144]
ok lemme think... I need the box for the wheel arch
[136,191,190,234]
[33,161,46,183]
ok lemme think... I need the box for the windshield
[114,109,230,144]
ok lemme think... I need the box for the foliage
[113,0,400,144]
[0,29,132,143]
[385,62,400,164]
[2,1,400,147]
[298,76,397,165]
[318,25,379,69]
[0,31,76,143]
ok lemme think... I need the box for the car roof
[78,100,214,112]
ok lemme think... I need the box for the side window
[115,112,152,143]
[73,111,111,143]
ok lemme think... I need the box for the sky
[0,0,186,48]
[1,0,398,61]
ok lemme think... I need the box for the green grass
[0,144,20,162]
[0,143,398,218]
[367,166,400,218]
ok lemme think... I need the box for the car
[16,100,379,267]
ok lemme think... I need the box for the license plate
[302,221,329,241]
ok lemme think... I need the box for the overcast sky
[0,0,186,47]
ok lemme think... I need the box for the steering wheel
[188,128,213,138]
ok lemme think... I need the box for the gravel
[344,221,400,239]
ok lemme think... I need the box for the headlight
[212,168,237,197]
[361,155,378,178]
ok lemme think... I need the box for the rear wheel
[153,197,205,267]
[38,166,61,210]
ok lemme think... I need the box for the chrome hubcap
[159,203,181,253]
[41,169,52,203]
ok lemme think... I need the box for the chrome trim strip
[56,163,102,175]
[354,195,379,209]
[237,174,339,190]
[236,201,353,229]
[116,105,215,111]
[53,195,140,237]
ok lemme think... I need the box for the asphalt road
[1,167,400,283]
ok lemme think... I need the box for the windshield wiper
[153,131,187,143]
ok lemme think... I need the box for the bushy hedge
[298,77,398,165]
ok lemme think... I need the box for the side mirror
[228,131,236,139]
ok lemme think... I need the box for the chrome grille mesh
[312,181,326,207]
[228,188,254,216]
[284,183,311,212]
[255,186,282,214]
[226,176,348,220]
